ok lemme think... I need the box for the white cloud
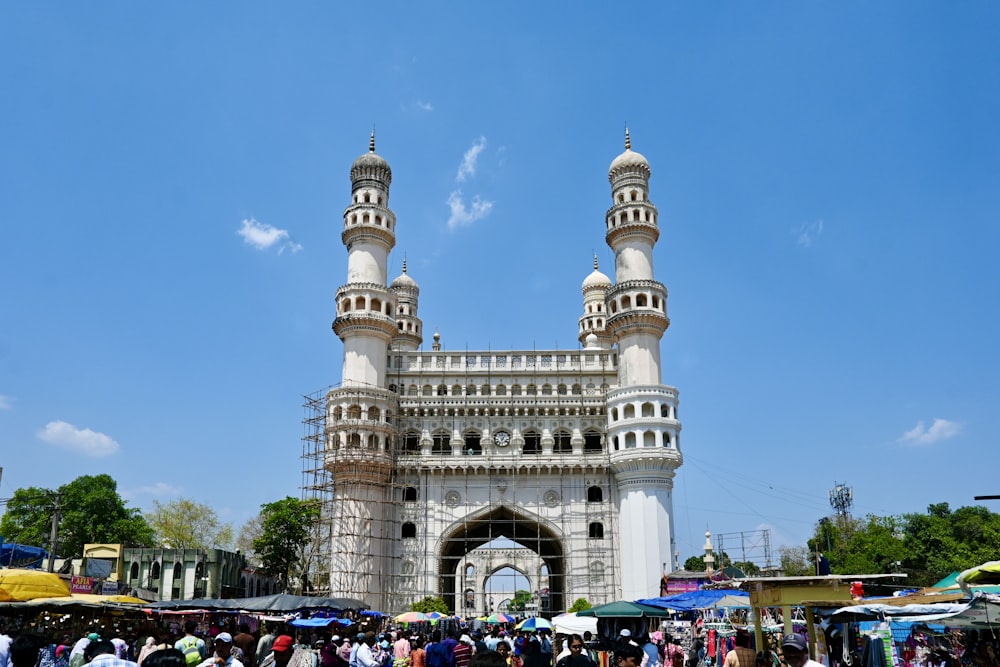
[446,190,494,230]
[898,418,963,446]
[0,395,12,410]
[37,420,120,457]
[416,100,434,112]
[456,136,487,183]
[121,482,182,501]
[237,218,302,253]
[795,220,824,247]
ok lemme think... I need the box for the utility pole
[47,492,62,573]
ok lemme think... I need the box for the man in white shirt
[355,635,378,667]
[198,633,243,667]
[778,634,823,667]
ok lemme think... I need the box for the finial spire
[402,256,407,274]
[369,127,375,152]
[625,125,631,150]
[593,253,599,270]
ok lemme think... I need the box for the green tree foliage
[147,498,234,550]
[804,504,1000,587]
[0,475,154,558]
[683,556,705,571]
[252,497,320,592]
[411,596,450,614]
[732,561,761,576]
[778,546,812,576]
[236,513,264,565]
[568,598,592,613]
[509,589,532,613]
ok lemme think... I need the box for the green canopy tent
[577,600,668,617]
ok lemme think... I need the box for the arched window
[368,406,381,421]
[172,562,182,580]
[452,384,463,396]
[641,402,654,417]
[332,406,343,420]
[541,384,553,396]
[526,384,537,396]
[621,295,632,309]
[557,384,567,395]
[587,486,603,502]
[589,522,605,539]
[583,431,602,452]
[511,384,522,396]
[636,294,647,307]
[522,432,542,455]
[611,407,619,421]
[466,384,477,396]
[371,297,382,312]
[625,432,637,449]
[367,434,378,449]
[129,562,139,582]
[480,384,491,396]
[437,384,447,396]
[403,487,418,502]
[643,431,656,448]
[623,404,636,419]
[553,431,572,453]
[403,432,420,454]
[401,522,416,539]
[422,384,432,397]
[464,432,482,455]
[571,384,582,395]
[432,433,451,455]
[150,561,161,581]
[465,564,475,578]
[496,384,507,396]
[407,384,418,396]
[347,404,362,420]
[661,404,670,418]
[348,433,361,448]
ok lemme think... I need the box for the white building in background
[320,131,683,613]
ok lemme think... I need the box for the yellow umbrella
[0,568,71,602]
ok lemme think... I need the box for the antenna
[829,482,853,518]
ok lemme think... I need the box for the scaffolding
[714,529,775,575]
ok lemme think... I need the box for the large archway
[438,504,565,614]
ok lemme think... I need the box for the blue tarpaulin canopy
[639,589,750,611]
[0,543,49,569]
[289,618,353,627]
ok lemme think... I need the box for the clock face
[493,431,511,447]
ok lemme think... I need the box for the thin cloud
[456,136,487,183]
[447,191,494,230]
[795,220,824,247]
[237,217,302,254]
[0,395,12,410]
[898,418,962,446]
[37,420,121,457]
[416,100,434,112]
[122,482,182,501]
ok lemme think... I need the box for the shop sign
[101,580,119,595]
[71,576,94,594]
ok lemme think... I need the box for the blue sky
[2,3,999,569]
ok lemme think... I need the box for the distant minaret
[604,128,683,600]
[327,132,398,608]
[578,254,613,349]
[389,258,423,351]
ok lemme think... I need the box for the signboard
[664,579,700,593]
[71,576,94,594]
[101,580,119,595]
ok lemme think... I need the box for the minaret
[389,259,423,351]
[578,254,613,349]
[604,128,683,600]
[326,132,399,608]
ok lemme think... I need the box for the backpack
[180,637,202,667]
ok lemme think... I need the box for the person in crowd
[197,633,243,667]
[355,635,378,667]
[144,649,187,667]
[0,621,13,667]
[452,636,471,667]
[615,645,643,667]
[261,635,312,667]
[137,636,160,666]
[555,635,594,667]
[520,640,547,667]
[424,632,448,667]
[232,627,256,667]
[722,632,754,667]
[11,635,46,667]
[392,633,411,667]
[85,640,138,667]
[468,650,505,667]
[408,637,425,667]
[176,623,207,667]
[775,635,820,667]
[257,628,277,667]
[349,635,366,667]
[494,643,515,667]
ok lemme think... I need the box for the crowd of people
[0,618,813,667]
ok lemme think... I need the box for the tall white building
[317,130,683,613]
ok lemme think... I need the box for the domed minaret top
[609,126,651,179]
[578,254,613,349]
[351,129,392,190]
[389,257,423,351]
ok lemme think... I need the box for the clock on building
[493,431,511,447]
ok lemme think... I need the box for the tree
[508,589,532,613]
[0,475,154,558]
[411,596,449,614]
[147,498,233,550]
[778,546,812,576]
[731,561,761,577]
[683,556,706,571]
[236,513,264,565]
[252,497,320,592]
[568,598,592,613]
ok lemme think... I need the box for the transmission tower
[829,482,853,518]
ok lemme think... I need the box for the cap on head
[272,635,295,653]
[216,633,233,644]
[619,629,631,638]
[88,634,100,641]
[780,633,807,652]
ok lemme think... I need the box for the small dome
[582,255,611,290]
[582,268,611,290]
[608,148,649,175]
[390,259,418,289]
[351,130,392,177]
[584,333,600,349]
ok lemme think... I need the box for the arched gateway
[308,130,684,614]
